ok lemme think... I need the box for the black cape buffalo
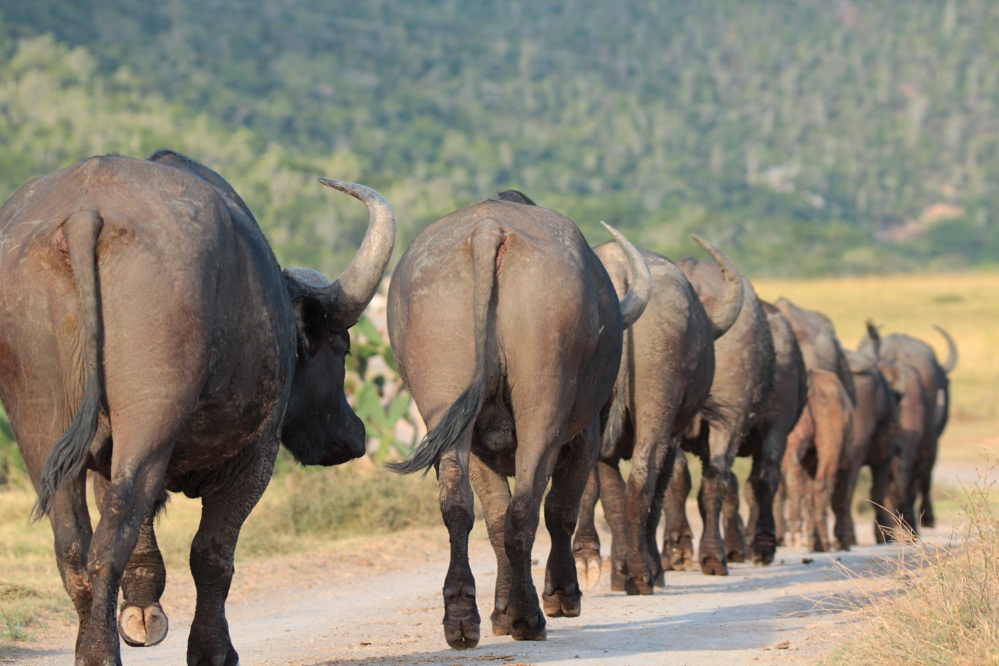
[0,151,394,666]
[859,323,957,530]
[571,237,743,595]
[386,191,651,648]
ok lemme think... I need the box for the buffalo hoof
[118,603,169,647]
[623,571,655,596]
[574,549,602,591]
[921,514,935,529]
[542,589,581,618]
[510,612,547,641]
[753,549,776,565]
[654,569,665,588]
[610,566,627,592]
[187,630,238,666]
[444,621,481,649]
[700,556,729,576]
[726,546,745,563]
[491,609,512,636]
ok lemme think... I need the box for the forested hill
[1,0,998,276]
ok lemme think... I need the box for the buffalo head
[280,180,395,465]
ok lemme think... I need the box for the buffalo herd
[0,153,957,664]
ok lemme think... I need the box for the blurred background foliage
[0,0,997,278]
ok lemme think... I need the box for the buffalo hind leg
[870,462,894,543]
[747,430,784,564]
[646,442,679,586]
[722,472,746,563]
[76,437,175,665]
[661,452,694,571]
[94,473,169,648]
[437,435,480,649]
[50,470,95,655]
[469,453,513,636]
[187,439,277,666]
[571,467,602,591]
[543,419,600,617]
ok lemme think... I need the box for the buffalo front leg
[661,452,694,572]
[187,440,277,666]
[596,459,630,591]
[543,419,600,618]
[94,473,169,648]
[571,466,602,591]
[469,453,513,637]
[438,437,480,649]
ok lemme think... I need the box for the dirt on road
[3,507,921,666]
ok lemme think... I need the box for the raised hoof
[921,515,935,529]
[542,589,581,618]
[444,621,481,649]
[654,569,666,588]
[510,613,547,642]
[118,603,169,647]
[700,556,729,576]
[726,548,745,563]
[574,550,602,591]
[610,567,627,592]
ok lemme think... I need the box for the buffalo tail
[33,210,105,520]
[388,226,503,475]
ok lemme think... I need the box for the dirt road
[6,508,914,666]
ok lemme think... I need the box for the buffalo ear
[291,295,327,360]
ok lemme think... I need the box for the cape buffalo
[777,369,854,552]
[0,151,394,666]
[774,298,856,402]
[720,302,807,564]
[859,324,957,529]
[387,191,651,648]
[861,323,940,534]
[571,237,743,594]
[662,261,777,575]
[837,349,900,544]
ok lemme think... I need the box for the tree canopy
[1,0,997,276]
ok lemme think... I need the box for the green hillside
[1,0,997,276]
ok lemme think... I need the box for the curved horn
[691,235,744,339]
[934,325,958,373]
[600,221,651,329]
[318,178,396,330]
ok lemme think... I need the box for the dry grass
[754,270,999,462]
[820,463,999,665]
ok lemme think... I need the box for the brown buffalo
[777,369,854,552]
[0,151,393,665]
[387,191,651,648]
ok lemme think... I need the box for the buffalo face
[281,287,367,466]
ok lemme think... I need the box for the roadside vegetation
[820,464,999,665]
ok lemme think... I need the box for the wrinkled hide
[0,152,392,665]
[387,194,650,648]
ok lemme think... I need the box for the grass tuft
[821,462,999,665]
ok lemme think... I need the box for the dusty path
[5,511,912,666]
